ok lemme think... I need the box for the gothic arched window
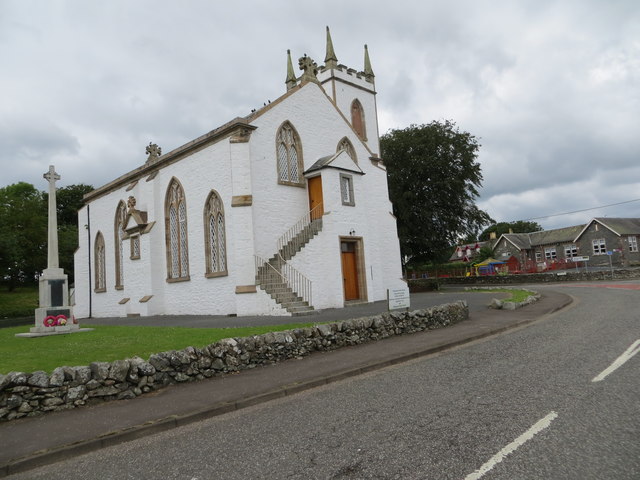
[337,137,357,163]
[95,231,106,293]
[351,99,367,141]
[276,121,304,186]
[114,201,126,289]
[204,190,227,277]
[165,178,190,281]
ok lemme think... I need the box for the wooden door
[341,242,359,300]
[308,176,324,220]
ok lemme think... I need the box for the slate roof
[591,218,640,236]
[501,233,531,250]
[497,224,585,251]
[529,224,585,246]
[304,150,364,175]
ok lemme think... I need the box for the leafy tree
[474,245,494,263]
[0,183,47,290]
[479,220,542,241]
[381,121,494,265]
[0,182,93,290]
[54,184,94,227]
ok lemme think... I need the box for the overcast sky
[1,0,638,231]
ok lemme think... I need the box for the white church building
[74,28,406,318]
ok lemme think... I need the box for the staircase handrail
[255,255,313,307]
[276,203,323,254]
[254,255,287,285]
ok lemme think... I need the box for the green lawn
[480,288,534,303]
[0,322,317,375]
[0,286,38,318]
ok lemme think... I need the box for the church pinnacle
[364,44,374,79]
[285,49,297,91]
[324,26,338,69]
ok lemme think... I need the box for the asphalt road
[9,283,639,479]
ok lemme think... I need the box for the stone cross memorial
[20,166,82,336]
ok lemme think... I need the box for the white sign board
[388,288,410,311]
[572,256,589,262]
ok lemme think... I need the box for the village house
[492,218,640,270]
[73,28,406,318]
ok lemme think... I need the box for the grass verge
[0,286,38,318]
[1,322,317,375]
[479,288,534,303]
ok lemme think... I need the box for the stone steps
[255,218,322,315]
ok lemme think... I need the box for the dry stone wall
[0,301,468,421]
[410,268,640,290]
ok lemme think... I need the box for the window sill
[277,180,305,188]
[205,271,228,279]
[166,276,191,283]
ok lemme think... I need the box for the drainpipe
[87,204,92,318]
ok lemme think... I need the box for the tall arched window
[276,121,304,186]
[204,190,227,277]
[337,137,357,163]
[114,201,126,289]
[94,231,106,293]
[165,178,190,280]
[351,99,366,141]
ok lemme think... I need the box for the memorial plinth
[16,165,92,337]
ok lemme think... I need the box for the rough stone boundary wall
[0,301,468,421]
[410,268,640,290]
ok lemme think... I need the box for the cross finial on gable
[146,142,162,163]
[298,54,319,83]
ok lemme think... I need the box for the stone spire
[324,25,338,69]
[285,49,297,91]
[364,44,374,79]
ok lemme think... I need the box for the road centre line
[464,411,558,480]
[592,339,640,383]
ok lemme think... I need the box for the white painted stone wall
[75,140,243,317]
[75,77,405,317]
[317,67,380,156]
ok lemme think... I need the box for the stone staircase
[274,218,323,262]
[255,215,322,316]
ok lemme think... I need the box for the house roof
[500,233,531,250]
[574,217,640,240]
[528,224,585,246]
[495,224,585,251]
[448,240,492,262]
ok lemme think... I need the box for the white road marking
[464,411,558,480]
[592,339,640,383]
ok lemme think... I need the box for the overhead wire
[520,198,640,221]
